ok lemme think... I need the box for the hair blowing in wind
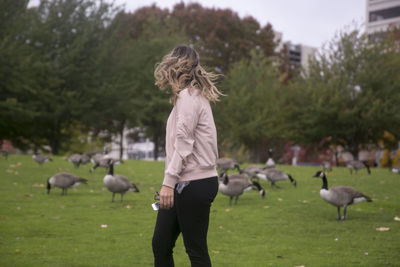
[154,45,223,103]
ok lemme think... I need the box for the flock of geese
[33,152,139,202]
[31,152,377,220]
[216,157,374,220]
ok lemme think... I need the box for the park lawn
[0,155,399,267]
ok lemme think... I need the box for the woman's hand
[159,185,174,209]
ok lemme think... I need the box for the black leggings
[152,176,219,267]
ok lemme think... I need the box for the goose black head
[312,171,325,178]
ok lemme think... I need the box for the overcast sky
[29,0,367,49]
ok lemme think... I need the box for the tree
[216,50,284,162]
[121,3,276,75]
[1,0,117,154]
[282,28,400,159]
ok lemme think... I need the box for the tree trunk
[153,131,160,161]
[119,121,125,160]
[349,142,359,161]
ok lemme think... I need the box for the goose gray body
[218,173,265,205]
[265,158,275,168]
[68,154,82,168]
[47,173,87,195]
[216,157,241,175]
[90,154,115,172]
[392,165,400,174]
[313,171,372,220]
[241,165,264,179]
[321,161,332,173]
[256,168,297,188]
[103,164,139,202]
[33,154,52,165]
[346,160,371,174]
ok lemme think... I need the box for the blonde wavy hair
[154,45,223,103]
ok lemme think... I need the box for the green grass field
[1,155,399,267]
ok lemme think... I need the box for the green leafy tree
[216,50,284,162]
[282,28,400,159]
[1,0,117,154]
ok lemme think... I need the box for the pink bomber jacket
[163,88,219,188]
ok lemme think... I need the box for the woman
[152,45,223,267]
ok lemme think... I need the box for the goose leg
[229,196,233,206]
[111,192,115,202]
[337,207,341,220]
[120,193,124,203]
[235,196,239,205]
[271,182,281,189]
[342,205,347,220]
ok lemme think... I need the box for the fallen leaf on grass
[302,200,309,204]
[212,250,220,254]
[394,216,400,221]
[126,205,132,209]
[101,224,108,228]
[225,208,231,212]
[16,207,21,210]
[376,227,390,231]
[90,190,94,193]
[295,265,305,267]
[32,184,45,187]
[364,252,369,256]
[60,205,65,209]
[277,198,283,201]
[52,216,60,220]
[263,206,269,209]
[15,249,21,254]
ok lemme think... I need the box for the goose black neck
[252,181,262,191]
[235,164,241,173]
[108,163,114,175]
[223,174,229,185]
[47,179,51,193]
[321,175,328,190]
[288,174,294,182]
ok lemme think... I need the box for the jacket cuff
[163,174,178,189]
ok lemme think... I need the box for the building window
[369,6,400,22]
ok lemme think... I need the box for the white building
[108,127,164,161]
[366,0,400,39]
[274,30,318,73]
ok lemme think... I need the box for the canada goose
[90,154,118,172]
[218,173,265,205]
[68,154,82,168]
[265,158,275,168]
[313,171,372,220]
[392,165,400,174]
[216,157,241,175]
[256,168,297,188]
[47,173,87,195]
[346,160,371,174]
[241,165,264,179]
[321,161,332,173]
[104,163,139,202]
[33,153,52,165]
